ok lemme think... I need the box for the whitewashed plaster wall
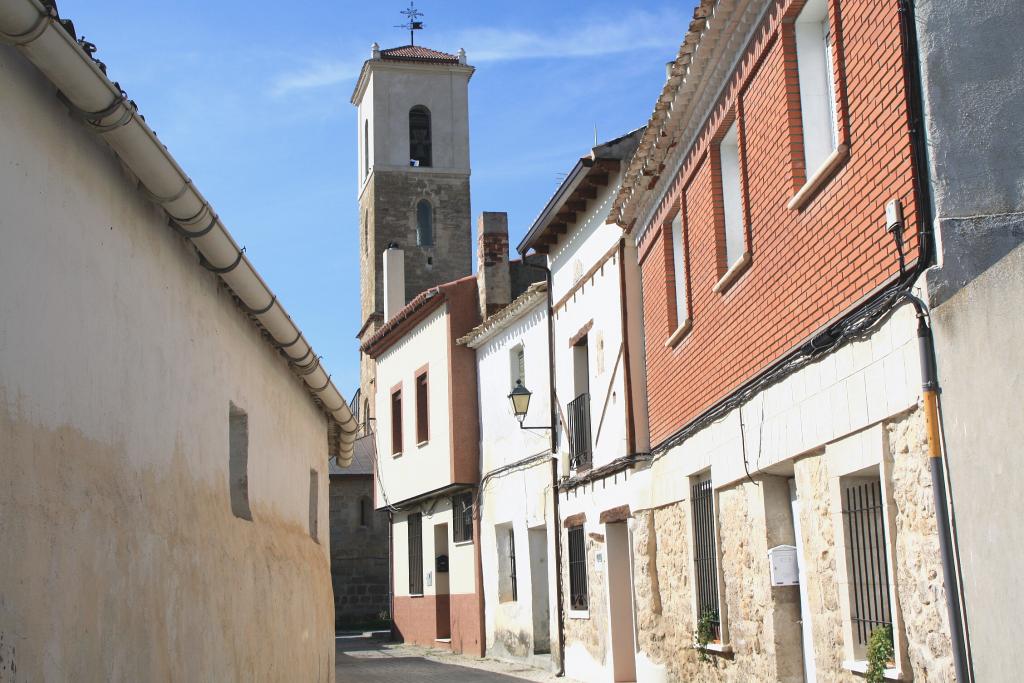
[0,46,334,681]
[549,172,632,470]
[473,298,559,666]
[392,500,477,599]
[373,305,452,506]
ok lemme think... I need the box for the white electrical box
[768,545,799,586]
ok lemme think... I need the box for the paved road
[335,633,535,683]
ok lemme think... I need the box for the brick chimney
[476,212,511,319]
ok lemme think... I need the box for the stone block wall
[329,476,390,629]
[630,407,955,681]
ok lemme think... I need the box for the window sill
[568,609,590,620]
[787,144,850,211]
[665,318,693,348]
[693,642,733,656]
[453,539,474,547]
[410,593,424,598]
[712,251,752,294]
[392,451,403,458]
[843,660,904,680]
[416,440,429,449]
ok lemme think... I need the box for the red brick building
[609,0,958,680]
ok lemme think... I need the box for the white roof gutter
[0,0,359,463]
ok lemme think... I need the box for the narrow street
[335,633,567,683]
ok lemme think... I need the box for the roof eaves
[458,282,547,348]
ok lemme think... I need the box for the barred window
[508,527,518,602]
[691,475,721,638]
[452,492,473,543]
[408,513,423,595]
[567,525,588,610]
[842,476,893,653]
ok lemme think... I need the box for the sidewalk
[335,632,581,683]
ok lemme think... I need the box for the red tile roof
[380,45,459,64]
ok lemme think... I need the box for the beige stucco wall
[0,45,334,681]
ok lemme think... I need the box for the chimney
[476,212,511,319]
[383,242,405,322]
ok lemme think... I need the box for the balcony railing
[567,392,592,470]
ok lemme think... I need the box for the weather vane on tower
[395,1,425,46]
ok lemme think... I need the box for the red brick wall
[392,593,483,656]
[638,0,919,447]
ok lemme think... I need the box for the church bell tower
[351,32,474,432]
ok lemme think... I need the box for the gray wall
[917,1,1024,679]
[330,476,390,628]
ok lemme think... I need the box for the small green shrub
[694,609,718,663]
[866,625,894,683]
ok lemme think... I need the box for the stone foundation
[630,407,956,682]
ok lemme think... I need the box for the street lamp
[508,380,548,431]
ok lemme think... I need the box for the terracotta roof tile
[380,45,459,64]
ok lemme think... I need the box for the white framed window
[719,121,745,269]
[795,0,840,173]
[827,425,907,678]
[509,343,525,390]
[670,213,688,326]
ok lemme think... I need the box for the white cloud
[447,9,682,63]
[270,59,361,97]
[269,8,682,96]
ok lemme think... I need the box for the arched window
[416,199,434,246]
[359,497,372,527]
[363,119,370,177]
[409,105,432,167]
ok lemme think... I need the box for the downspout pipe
[521,257,565,676]
[0,0,359,461]
[899,1,971,679]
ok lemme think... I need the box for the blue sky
[59,1,688,395]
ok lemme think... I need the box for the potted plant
[694,609,719,663]
[866,625,895,683]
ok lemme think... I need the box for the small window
[842,474,893,658]
[416,200,434,246]
[567,525,588,610]
[497,525,518,603]
[416,370,429,444]
[308,469,319,542]
[795,0,840,173]
[360,496,372,527]
[363,210,369,255]
[391,387,403,455]
[719,120,745,269]
[408,512,424,595]
[691,474,722,640]
[509,344,525,390]
[228,402,252,521]
[669,213,689,327]
[452,492,474,543]
[508,527,518,602]
[364,119,370,178]
[409,105,432,167]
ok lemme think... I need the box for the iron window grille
[508,527,518,602]
[567,525,588,610]
[842,478,893,646]
[452,492,474,543]
[691,476,721,638]
[408,512,423,595]
[567,392,592,469]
